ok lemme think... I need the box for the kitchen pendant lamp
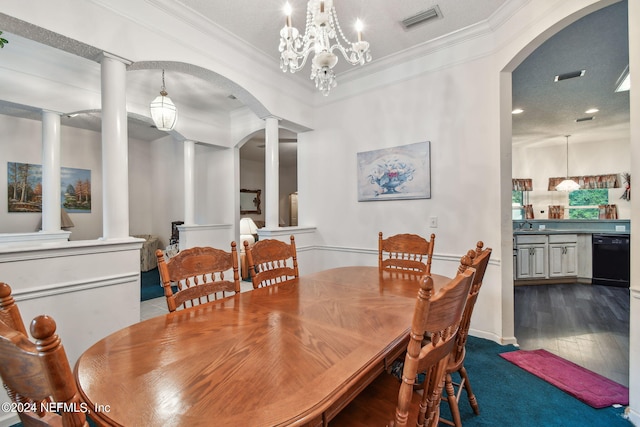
[150,69,177,131]
[556,135,580,192]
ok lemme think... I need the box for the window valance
[512,179,533,191]
[548,174,620,191]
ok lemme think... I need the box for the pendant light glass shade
[556,135,580,192]
[150,70,177,131]
[555,178,580,192]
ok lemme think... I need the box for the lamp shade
[555,178,580,192]
[239,218,258,235]
[150,93,177,131]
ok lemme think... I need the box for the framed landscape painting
[7,162,43,212]
[61,167,91,213]
[7,162,92,213]
[357,141,431,201]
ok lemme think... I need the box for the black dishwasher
[592,234,630,287]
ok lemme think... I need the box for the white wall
[240,154,298,227]
[299,53,504,340]
[0,115,182,242]
[0,115,103,240]
[239,157,265,225]
[128,137,153,235]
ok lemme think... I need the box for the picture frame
[7,162,92,213]
[357,141,431,201]
[240,189,261,214]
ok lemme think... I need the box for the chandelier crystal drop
[149,69,178,131]
[279,0,372,96]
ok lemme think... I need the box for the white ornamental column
[184,140,195,225]
[100,53,131,239]
[264,117,280,229]
[41,110,61,232]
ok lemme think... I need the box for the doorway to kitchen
[510,1,631,388]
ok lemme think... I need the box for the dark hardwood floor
[514,282,630,387]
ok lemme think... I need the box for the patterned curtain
[598,204,618,219]
[524,204,534,219]
[548,205,564,219]
[512,179,533,191]
[548,174,620,191]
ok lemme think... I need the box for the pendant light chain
[565,135,570,178]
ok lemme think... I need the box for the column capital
[263,115,282,122]
[41,109,62,116]
[98,52,133,66]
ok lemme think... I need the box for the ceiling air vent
[575,116,594,122]
[401,6,442,30]
[554,70,586,82]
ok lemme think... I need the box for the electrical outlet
[429,216,438,228]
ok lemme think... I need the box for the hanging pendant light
[150,69,177,131]
[556,135,581,192]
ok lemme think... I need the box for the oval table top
[74,266,450,426]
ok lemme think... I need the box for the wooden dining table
[74,266,450,427]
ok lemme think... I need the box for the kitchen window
[568,189,608,219]
[512,191,524,219]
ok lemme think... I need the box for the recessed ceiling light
[585,108,599,114]
[512,108,524,114]
[554,70,585,82]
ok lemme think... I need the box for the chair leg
[441,373,463,427]
[459,366,479,415]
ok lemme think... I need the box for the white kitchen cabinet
[548,234,578,278]
[515,235,548,279]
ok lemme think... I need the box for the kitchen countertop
[513,229,629,236]
[513,219,630,236]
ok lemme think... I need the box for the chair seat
[330,372,422,427]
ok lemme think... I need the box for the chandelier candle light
[149,69,178,131]
[279,0,372,95]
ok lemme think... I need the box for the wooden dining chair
[379,232,436,274]
[0,284,88,427]
[0,282,27,336]
[440,241,492,427]
[243,235,299,289]
[330,267,475,427]
[155,243,241,312]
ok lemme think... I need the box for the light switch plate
[429,216,438,228]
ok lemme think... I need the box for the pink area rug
[500,349,628,408]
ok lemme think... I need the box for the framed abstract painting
[357,141,431,201]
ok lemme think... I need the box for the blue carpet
[140,267,173,301]
[440,336,631,426]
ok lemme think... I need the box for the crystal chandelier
[279,0,372,96]
[149,69,177,131]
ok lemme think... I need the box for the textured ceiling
[512,0,629,149]
[0,1,630,163]
[178,0,508,75]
